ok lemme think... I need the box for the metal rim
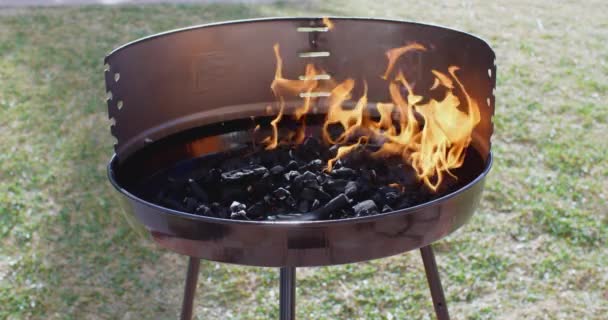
[105,16,494,60]
[106,152,492,227]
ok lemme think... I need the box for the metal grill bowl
[104,17,495,268]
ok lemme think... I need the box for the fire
[263,20,481,191]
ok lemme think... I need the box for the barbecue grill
[104,17,495,320]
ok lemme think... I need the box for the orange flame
[263,19,480,191]
[322,17,334,30]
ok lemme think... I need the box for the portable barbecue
[104,17,495,320]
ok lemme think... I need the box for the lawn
[1,0,607,319]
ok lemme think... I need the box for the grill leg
[279,267,296,320]
[180,257,201,320]
[420,245,451,320]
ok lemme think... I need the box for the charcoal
[330,167,356,179]
[220,186,247,201]
[302,137,321,153]
[203,168,221,184]
[263,194,274,205]
[361,169,377,183]
[229,201,248,219]
[352,200,378,216]
[316,189,332,201]
[378,186,401,204]
[195,204,212,216]
[302,179,320,190]
[246,202,265,218]
[287,160,299,171]
[323,179,349,194]
[150,136,475,221]
[230,201,246,212]
[273,187,291,200]
[161,197,187,211]
[184,197,199,211]
[188,179,209,203]
[166,177,186,193]
[344,181,359,198]
[284,170,300,182]
[211,202,229,219]
[315,194,349,219]
[270,165,285,175]
[298,200,310,212]
[284,196,297,208]
[328,144,339,156]
[221,165,267,182]
[293,171,316,186]
[230,211,248,219]
[300,159,323,171]
[299,187,317,201]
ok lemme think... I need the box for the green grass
[1,1,607,319]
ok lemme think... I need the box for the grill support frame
[179,245,449,320]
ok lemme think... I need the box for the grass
[1,0,607,319]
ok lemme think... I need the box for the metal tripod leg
[420,245,450,320]
[181,257,201,320]
[280,267,296,320]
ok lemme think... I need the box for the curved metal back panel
[104,17,495,161]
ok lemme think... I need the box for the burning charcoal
[287,160,299,171]
[246,202,265,218]
[311,199,321,211]
[344,181,359,198]
[330,167,356,179]
[184,197,199,212]
[230,201,248,220]
[188,179,209,203]
[352,200,378,216]
[382,204,393,213]
[298,200,310,212]
[316,194,349,220]
[270,165,285,175]
[299,187,317,201]
[195,204,212,216]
